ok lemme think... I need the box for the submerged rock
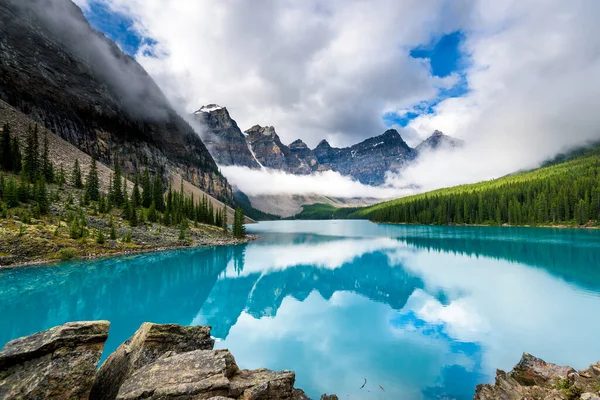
[475,353,600,400]
[91,323,214,400]
[0,320,109,399]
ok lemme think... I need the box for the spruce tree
[141,168,152,208]
[23,124,40,181]
[153,174,164,211]
[4,177,18,208]
[1,123,12,172]
[221,204,228,230]
[56,164,66,188]
[109,218,117,240]
[41,132,54,183]
[35,178,49,215]
[233,207,246,238]
[132,174,141,208]
[10,136,21,175]
[72,159,83,188]
[85,157,100,201]
[111,155,123,206]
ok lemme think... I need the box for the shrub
[58,248,77,261]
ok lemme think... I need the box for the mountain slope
[353,145,600,226]
[0,0,231,201]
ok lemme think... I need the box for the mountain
[314,129,416,185]
[0,0,230,201]
[244,125,313,174]
[415,130,464,153]
[192,105,261,169]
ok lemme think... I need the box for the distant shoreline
[374,221,600,230]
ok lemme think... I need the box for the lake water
[1,220,600,399]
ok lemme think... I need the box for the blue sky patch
[410,31,465,78]
[82,1,146,56]
[385,31,469,128]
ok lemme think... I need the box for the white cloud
[220,165,412,198]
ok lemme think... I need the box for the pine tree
[72,159,83,188]
[34,178,49,215]
[111,155,123,206]
[23,124,40,181]
[233,207,246,238]
[56,164,66,188]
[10,136,21,175]
[41,132,54,183]
[153,173,164,211]
[147,200,158,223]
[4,177,18,208]
[141,168,152,208]
[1,123,12,172]
[132,174,141,208]
[85,157,100,201]
[96,230,106,244]
[109,218,117,240]
[222,204,228,230]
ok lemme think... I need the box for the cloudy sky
[73,0,600,194]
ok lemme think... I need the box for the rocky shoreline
[0,234,257,270]
[0,321,336,400]
[2,321,600,399]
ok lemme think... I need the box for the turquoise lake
[1,220,600,399]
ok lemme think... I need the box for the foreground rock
[91,323,215,400]
[475,353,600,400]
[0,321,109,399]
[116,349,297,400]
[0,320,335,400]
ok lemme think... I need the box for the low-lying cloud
[220,166,410,199]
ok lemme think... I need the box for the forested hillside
[361,145,600,227]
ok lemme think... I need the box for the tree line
[0,122,246,237]
[368,147,600,227]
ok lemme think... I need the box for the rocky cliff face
[314,129,416,185]
[245,125,313,174]
[0,321,336,400]
[415,130,464,153]
[193,105,261,169]
[0,0,231,201]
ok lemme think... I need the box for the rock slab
[91,323,214,400]
[0,320,110,399]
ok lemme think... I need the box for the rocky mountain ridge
[195,104,462,186]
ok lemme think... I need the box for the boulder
[511,353,576,386]
[91,323,214,400]
[116,349,297,400]
[475,353,600,400]
[0,321,110,399]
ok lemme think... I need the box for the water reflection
[1,221,599,399]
